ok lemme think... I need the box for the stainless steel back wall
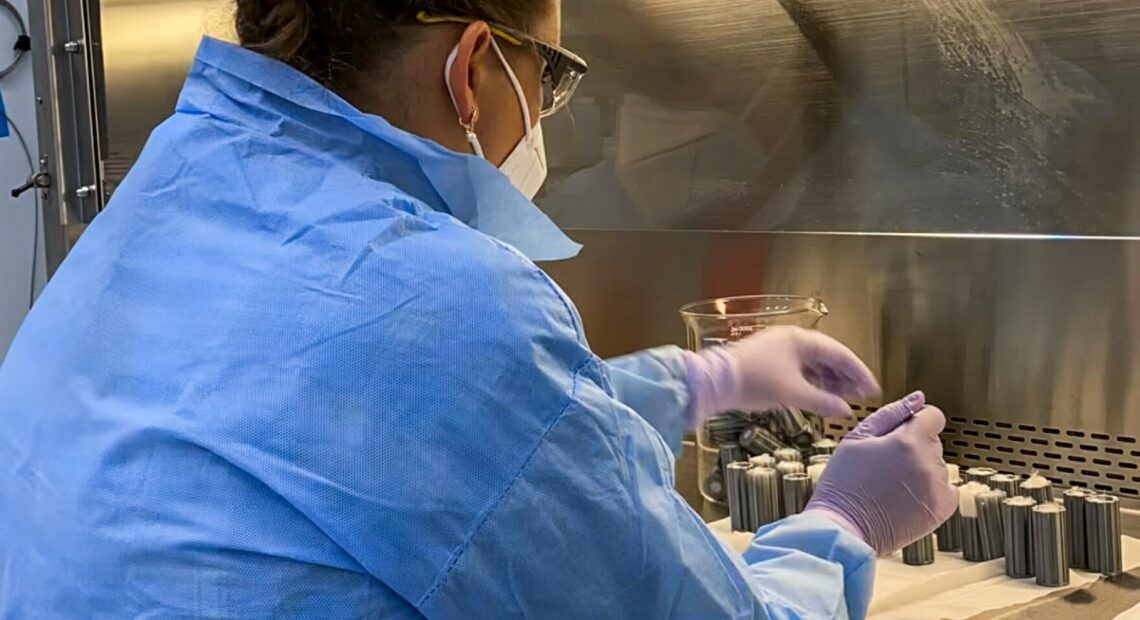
[544,231,1140,498]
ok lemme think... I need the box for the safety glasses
[417,12,589,118]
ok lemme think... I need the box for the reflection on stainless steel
[543,0,1140,235]
[544,230,1140,504]
[91,1,1140,234]
[99,0,234,187]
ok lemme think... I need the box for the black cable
[0,0,29,80]
[5,111,40,308]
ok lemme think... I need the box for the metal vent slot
[827,407,1140,509]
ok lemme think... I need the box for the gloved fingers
[788,379,857,419]
[805,365,877,402]
[907,405,947,438]
[797,330,881,400]
[847,391,925,439]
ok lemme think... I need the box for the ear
[446,22,494,127]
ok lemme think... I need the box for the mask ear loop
[445,45,485,158]
[488,37,534,143]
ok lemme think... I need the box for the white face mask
[445,39,548,200]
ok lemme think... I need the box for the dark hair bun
[236,0,311,64]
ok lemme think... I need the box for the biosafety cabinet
[24,0,1140,511]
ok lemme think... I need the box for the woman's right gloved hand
[804,391,958,556]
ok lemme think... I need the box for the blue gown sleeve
[421,356,876,620]
[605,346,691,456]
[369,230,876,619]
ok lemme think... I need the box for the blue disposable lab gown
[0,38,874,619]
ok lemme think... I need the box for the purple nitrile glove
[804,391,959,556]
[683,326,880,427]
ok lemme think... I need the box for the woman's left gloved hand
[683,326,879,427]
[804,391,958,556]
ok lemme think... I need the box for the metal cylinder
[808,454,831,466]
[1062,488,1090,570]
[1086,494,1123,577]
[964,467,998,485]
[1003,496,1037,578]
[739,426,786,457]
[745,466,781,529]
[707,413,754,446]
[958,482,990,562]
[775,408,820,448]
[774,447,803,463]
[811,439,838,456]
[775,461,805,517]
[962,517,984,561]
[807,463,827,485]
[936,510,963,552]
[704,469,727,504]
[903,534,936,566]
[725,462,753,532]
[775,461,806,476]
[1032,503,1070,587]
[1023,473,1055,505]
[749,454,776,469]
[990,474,1021,499]
[977,490,1008,561]
[720,445,747,468]
[782,473,812,516]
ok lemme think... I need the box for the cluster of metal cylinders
[725,453,824,532]
[999,488,1123,585]
[715,408,824,460]
[707,409,830,505]
[928,466,1124,585]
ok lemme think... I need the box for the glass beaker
[680,295,829,507]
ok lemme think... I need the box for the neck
[339,40,470,155]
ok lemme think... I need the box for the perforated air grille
[824,406,1140,509]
